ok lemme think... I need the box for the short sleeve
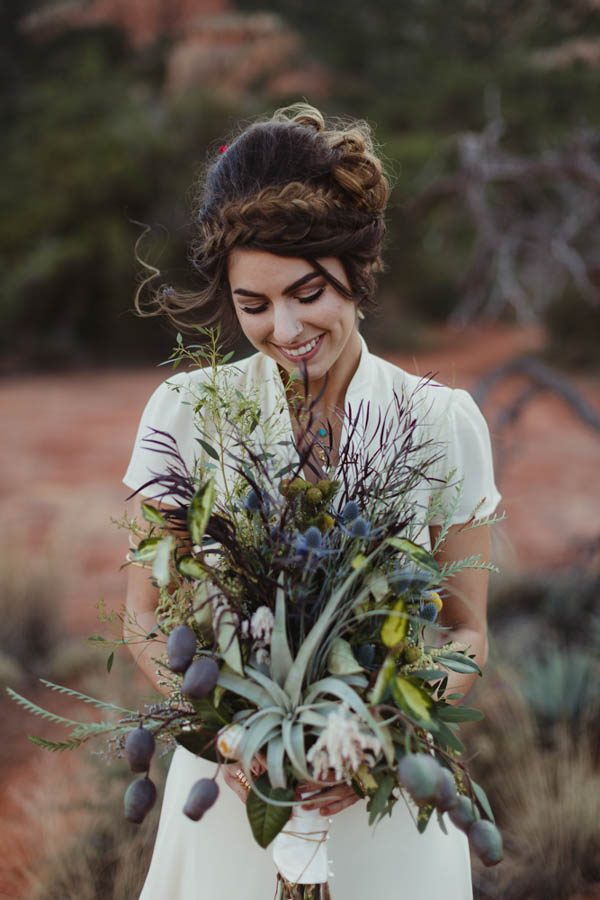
[428,388,502,526]
[123,372,201,500]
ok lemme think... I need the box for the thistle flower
[306,702,382,782]
[419,602,439,623]
[349,516,371,538]
[341,500,360,522]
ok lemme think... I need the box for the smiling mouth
[276,334,324,361]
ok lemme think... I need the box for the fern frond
[39,679,134,715]
[28,735,87,752]
[6,688,84,727]
[440,557,500,578]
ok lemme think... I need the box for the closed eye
[240,287,325,315]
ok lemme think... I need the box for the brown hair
[135,103,390,343]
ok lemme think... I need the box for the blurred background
[1,1,599,897]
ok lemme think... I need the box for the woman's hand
[294,773,360,817]
[222,754,266,805]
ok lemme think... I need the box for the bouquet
[9,334,504,898]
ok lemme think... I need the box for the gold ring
[235,769,250,790]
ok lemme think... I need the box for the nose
[271,301,303,345]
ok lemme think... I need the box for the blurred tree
[0,8,240,368]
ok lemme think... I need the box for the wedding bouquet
[9,334,503,898]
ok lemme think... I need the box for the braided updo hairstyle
[137,103,390,343]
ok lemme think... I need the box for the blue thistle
[302,526,323,550]
[243,489,261,511]
[349,516,371,538]
[419,602,439,623]
[342,500,360,522]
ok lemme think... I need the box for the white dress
[124,333,501,900]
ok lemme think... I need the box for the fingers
[222,765,250,805]
[300,785,359,816]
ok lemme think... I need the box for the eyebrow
[232,271,321,299]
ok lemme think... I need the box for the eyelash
[241,287,325,315]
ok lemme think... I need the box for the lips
[276,333,325,363]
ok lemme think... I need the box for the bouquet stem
[276,876,331,900]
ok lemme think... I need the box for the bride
[123,103,501,899]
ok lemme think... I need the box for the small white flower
[306,702,382,782]
[255,647,271,666]
[240,619,250,638]
[250,606,275,644]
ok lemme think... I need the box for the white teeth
[282,335,320,357]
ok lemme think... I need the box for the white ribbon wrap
[271,803,330,884]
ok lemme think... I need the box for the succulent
[182,657,220,699]
[447,794,478,832]
[124,776,157,824]
[183,778,220,821]
[124,726,155,773]
[397,753,442,804]
[468,819,504,866]
[434,766,458,813]
[167,624,197,673]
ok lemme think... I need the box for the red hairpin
[219,144,228,154]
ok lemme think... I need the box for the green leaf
[437,705,483,723]
[133,537,161,562]
[368,656,395,705]
[188,480,217,545]
[327,637,364,675]
[196,438,220,461]
[434,721,465,754]
[152,536,174,587]
[106,651,114,673]
[380,598,408,648]
[270,573,294,687]
[367,772,395,826]
[141,502,167,526]
[385,538,440,573]
[217,666,272,708]
[471,779,495,823]
[246,774,294,848]
[437,654,482,676]
[175,729,219,763]
[177,555,206,580]
[392,677,432,724]
[417,803,435,833]
[215,604,243,675]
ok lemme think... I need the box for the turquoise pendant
[317,427,328,437]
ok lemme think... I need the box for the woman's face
[227,249,360,383]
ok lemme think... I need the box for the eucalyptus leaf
[437,655,482,676]
[437,705,484,723]
[471,779,495,823]
[196,438,220,461]
[367,772,395,826]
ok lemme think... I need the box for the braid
[136,104,391,344]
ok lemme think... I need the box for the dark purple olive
[167,624,197,673]
[183,778,220,821]
[182,657,220,699]
[124,726,155,773]
[468,819,504,866]
[448,794,478,833]
[434,767,459,813]
[124,776,157,824]
[397,753,442,804]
